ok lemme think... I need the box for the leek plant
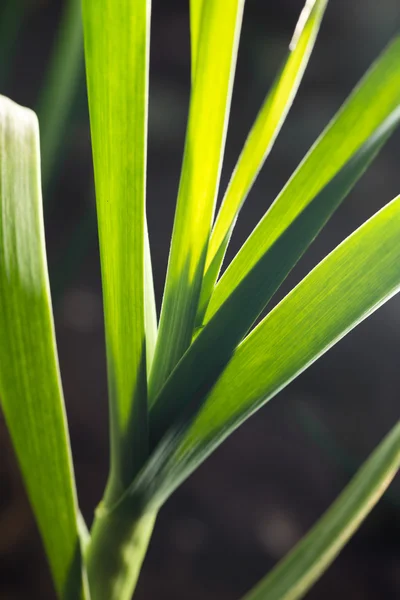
[1,1,400,599]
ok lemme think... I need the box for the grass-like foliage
[0,1,400,599]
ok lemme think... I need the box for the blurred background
[1,0,400,598]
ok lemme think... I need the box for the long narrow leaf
[202,35,400,327]
[242,421,400,600]
[148,0,245,400]
[0,96,88,599]
[172,195,400,490]
[149,107,400,445]
[189,0,204,78]
[82,0,151,504]
[122,194,400,509]
[196,0,328,322]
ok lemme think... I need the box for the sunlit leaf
[82,0,151,504]
[0,95,89,600]
[197,0,328,322]
[148,0,245,401]
[149,108,400,445]
[202,35,400,326]
[123,194,400,509]
[189,0,204,78]
[171,196,400,491]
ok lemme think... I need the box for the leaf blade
[0,96,88,599]
[203,35,400,326]
[82,0,151,503]
[148,0,245,400]
[197,0,328,322]
[242,421,400,600]
[125,194,400,510]
[175,195,400,486]
[189,0,204,78]
[149,106,400,446]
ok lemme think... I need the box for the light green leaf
[123,194,400,509]
[0,96,88,599]
[149,107,400,445]
[190,0,204,78]
[202,35,400,327]
[242,421,400,600]
[196,0,328,322]
[148,0,245,401]
[173,195,400,489]
[82,0,151,504]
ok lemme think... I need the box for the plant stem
[86,507,156,600]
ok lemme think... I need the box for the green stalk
[86,508,156,600]
[36,0,83,193]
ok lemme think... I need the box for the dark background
[1,0,400,598]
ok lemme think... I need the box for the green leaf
[82,0,151,504]
[149,107,400,446]
[202,34,400,327]
[173,194,400,489]
[149,0,244,403]
[0,96,89,599]
[148,0,245,401]
[241,421,400,600]
[189,0,204,78]
[37,0,84,193]
[124,194,400,509]
[196,0,328,323]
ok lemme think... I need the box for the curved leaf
[202,35,400,326]
[196,0,328,322]
[149,107,400,445]
[173,195,400,491]
[0,96,88,599]
[124,194,400,509]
